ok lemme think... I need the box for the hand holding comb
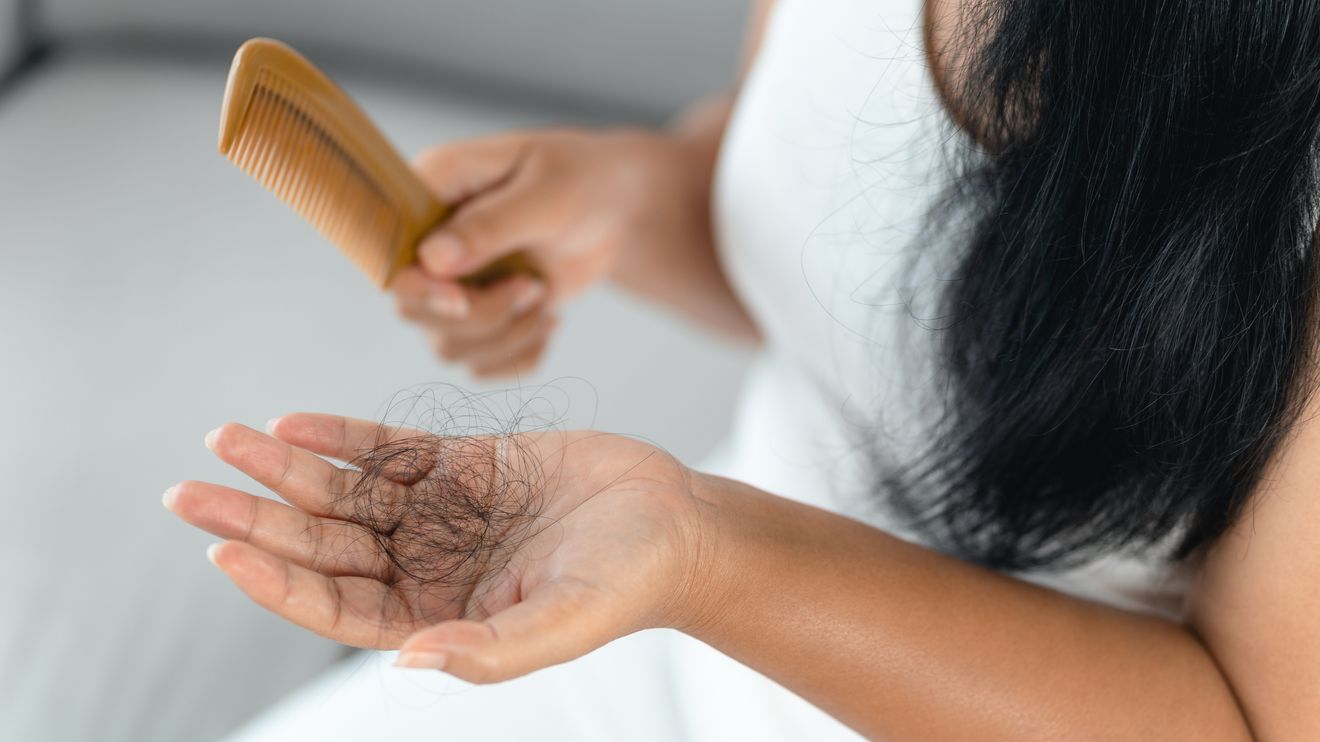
[218,38,536,289]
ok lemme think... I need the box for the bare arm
[607,0,777,340]
[684,389,1320,740]
[169,368,1317,739]
[687,477,1252,740]
[602,100,756,340]
[1188,387,1320,740]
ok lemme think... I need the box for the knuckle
[451,215,496,251]
[474,296,520,324]
[520,144,556,178]
[521,140,547,164]
[326,467,347,499]
[242,491,260,542]
[274,440,295,487]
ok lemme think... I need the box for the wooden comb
[218,37,534,289]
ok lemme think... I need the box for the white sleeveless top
[708,0,1197,620]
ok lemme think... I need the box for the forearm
[608,96,760,342]
[682,475,1253,741]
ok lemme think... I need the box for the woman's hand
[164,413,717,683]
[393,128,716,377]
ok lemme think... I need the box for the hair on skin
[319,385,574,627]
[888,0,1320,570]
[340,431,545,596]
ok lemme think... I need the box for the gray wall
[1,1,20,73]
[36,0,747,116]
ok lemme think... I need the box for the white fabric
[229,0,1194,739]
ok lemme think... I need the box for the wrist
[663,472,760,639]
[603,127,716,281]
[599,125,712,198]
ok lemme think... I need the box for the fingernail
[204,427,220,451]
[162,485,179,510]
[420,235,465,273]
[206,543,221,566]
[428,291,469,318]
[395,651,448,670]
[264,417,280,435]
[512,283,545,315]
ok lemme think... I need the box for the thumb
[394,580,618,684]
[416,182,557,279]
[411,134,527,205]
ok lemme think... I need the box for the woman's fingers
[390,267,469,319]
[411,134,528,206]
[206,540,419,649]
[267,413,422,465]
[393,271,546,337]
[412,133,560,280]
[470,333,553,380]
[416,177,561,281]
[395,578,616,684]
[164,480,394,581]
[390,269,554,373]
[432,309,555,368]
[206,423,405,518]
[269,413,524,496]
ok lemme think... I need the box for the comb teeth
[227,70,403,286]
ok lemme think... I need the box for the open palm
[166,413,705,682]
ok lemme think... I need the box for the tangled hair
[342,433,546,598]
[325,385,574,623]
[890,0,1320,570]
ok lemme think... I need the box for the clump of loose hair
[321,384,583,623]
[342,433,546,596]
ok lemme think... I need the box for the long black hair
[891,0,1320,570]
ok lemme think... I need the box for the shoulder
[1189,381,1320,738]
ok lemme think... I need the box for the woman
[165,0,1320,738]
